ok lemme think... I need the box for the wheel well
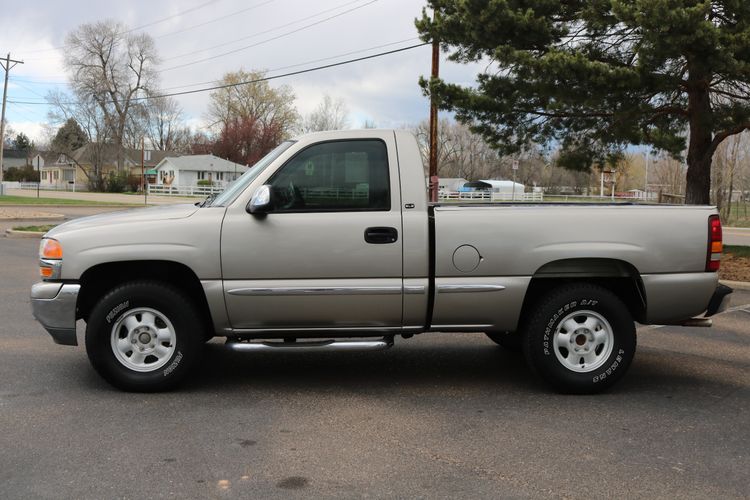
[518,258,647,327]
[76,261,214,331]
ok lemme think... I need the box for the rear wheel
[85,281,204,392]
[523,283,636,394]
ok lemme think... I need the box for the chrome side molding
[227,286,403,296]
[436,284,506,294]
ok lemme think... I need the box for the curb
[5,229,47,239]
[720,279,750,291]
[0,214,66,222]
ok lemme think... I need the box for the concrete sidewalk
[5,188,199,206]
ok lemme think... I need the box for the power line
[8,42,429,106]
[8,0,370,82]
[159,37,420,91]
[161,0,379,72]
[162,0,368,62]
[8,36,420,93]
[123,0,221,34]
[20,0,223,55]
[155,0,276,40]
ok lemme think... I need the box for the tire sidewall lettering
[106,301,130,324]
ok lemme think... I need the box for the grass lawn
[723,202,750,228]
[725,245,750,258]
[11,224,58,233]
[0,195,136,206]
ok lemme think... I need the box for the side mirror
[247,185,273,214]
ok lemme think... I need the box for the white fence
[147,184,225,196]
[17,182,85,192]
[439,191,544,202]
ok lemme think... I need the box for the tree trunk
[685,72,713,205]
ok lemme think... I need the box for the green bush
[104,172,129,193]
[197,179,214,186]
[4,165,40,182]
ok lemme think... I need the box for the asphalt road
[1,236,749,499]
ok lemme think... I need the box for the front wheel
[85,281,204,392]
[523,284,636,394]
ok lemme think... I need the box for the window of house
[267,140,390,212]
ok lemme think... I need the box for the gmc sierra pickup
[30,129,732,393]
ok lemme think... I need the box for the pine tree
[417,1,750,204]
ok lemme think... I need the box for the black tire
[484,332,522,352]
[85,281,204,392]
[523,283,636,394]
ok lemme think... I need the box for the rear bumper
[30,282,80,346]
[704,283,733,317]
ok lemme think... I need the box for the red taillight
[706,215,722,272]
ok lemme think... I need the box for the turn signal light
[40,267,54,278]
[706,215,722,272]
[40,239,63,259]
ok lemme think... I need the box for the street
[0,232,748,499]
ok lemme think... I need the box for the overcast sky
[0,0,481,145]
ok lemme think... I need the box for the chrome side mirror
[247,185,273,214]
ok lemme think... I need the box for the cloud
[0,0,484,142]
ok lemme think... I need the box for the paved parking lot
[1,232,748,499]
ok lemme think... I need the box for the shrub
[197,179,214,186]
[104,172,128,193]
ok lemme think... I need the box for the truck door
[220,137,403,333]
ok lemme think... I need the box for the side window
[268,140,390,212]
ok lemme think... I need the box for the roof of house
[155,154,248,173]
[3,149,28,159]
[44,144,182,167]
[478,179,525,189]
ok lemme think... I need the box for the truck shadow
[186,339,541,394]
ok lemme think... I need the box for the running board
[680,318,713,327]
[225,338,394,352]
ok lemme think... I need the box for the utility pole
[0,53,24,196]
[141,137,147,205]
[428,13,440,203]
[644,150,649,201]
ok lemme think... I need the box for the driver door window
[268,140,390,212]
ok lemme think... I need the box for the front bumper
[30,282,80,346]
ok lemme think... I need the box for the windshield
[208,140,295,207]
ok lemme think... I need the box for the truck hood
[46,204,200,237]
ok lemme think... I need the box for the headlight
[39,238,63,279]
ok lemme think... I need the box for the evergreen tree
[51,118,88,154]
[417,1,750,204]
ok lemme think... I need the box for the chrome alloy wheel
[110,308,176,372]
[552,310,614,373]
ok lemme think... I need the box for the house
[40,145,180,190]
[153,155,247,188]
[1,149,29,170]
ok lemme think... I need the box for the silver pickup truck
[31,129,732,393]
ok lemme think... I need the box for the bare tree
[141,97,189,151]
[712,131,748,220]
[300,94,349,133]
[48,90,112,191]
[63,20,159,170]
[207,70,298,137]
